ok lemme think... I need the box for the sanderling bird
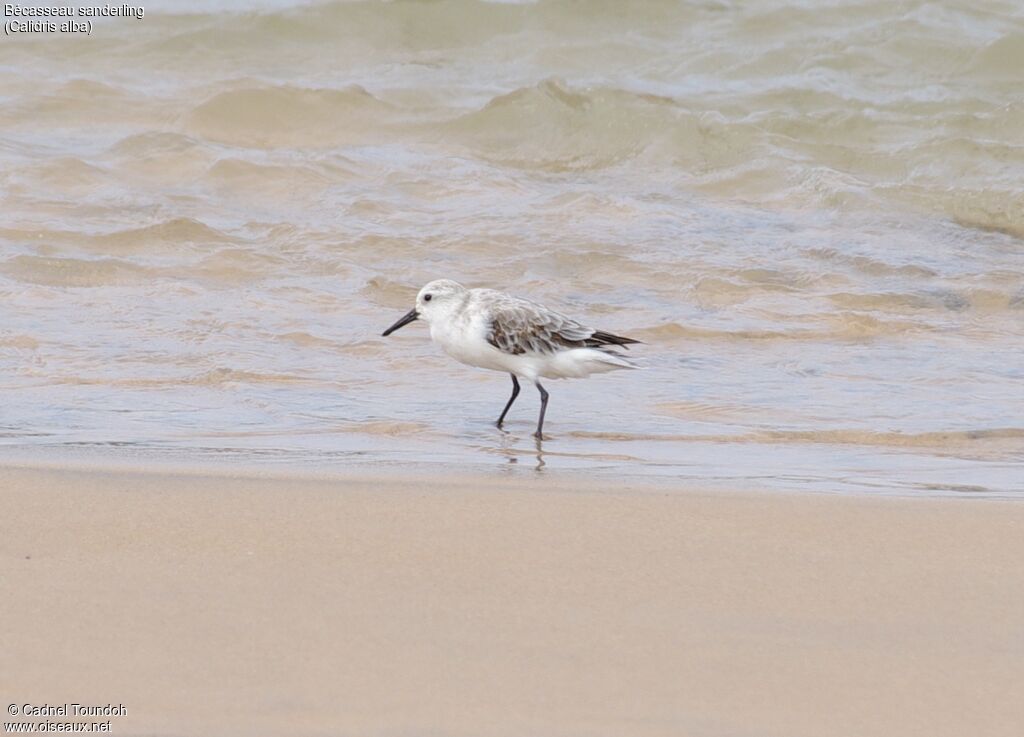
[382,279,640,439]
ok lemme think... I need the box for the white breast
[429,309,520,374]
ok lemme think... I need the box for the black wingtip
[589,330,643,349]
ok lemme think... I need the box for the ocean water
[1,0,1022,495]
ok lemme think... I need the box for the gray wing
[484,296,640,356]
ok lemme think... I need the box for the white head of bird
[381,279,466,335]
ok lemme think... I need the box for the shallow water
[1,0,1022,495]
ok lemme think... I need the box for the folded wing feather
[484,297,639,356]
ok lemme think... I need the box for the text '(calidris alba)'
[382,279,641,439]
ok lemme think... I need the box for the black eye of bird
[424,294,432,302]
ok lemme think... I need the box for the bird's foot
[533,431,544,441]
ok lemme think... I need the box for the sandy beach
[2,464,1021,737]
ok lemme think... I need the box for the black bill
[382,308,419,336]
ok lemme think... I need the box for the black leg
[534,381,549,439]
[496,374,520,428]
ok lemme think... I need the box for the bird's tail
[594,349,641,370]
[547,347,642,378]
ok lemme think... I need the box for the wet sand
[2,464,1022,737]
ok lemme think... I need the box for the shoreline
[3,464,1023,736]
[0,444,1017,499]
